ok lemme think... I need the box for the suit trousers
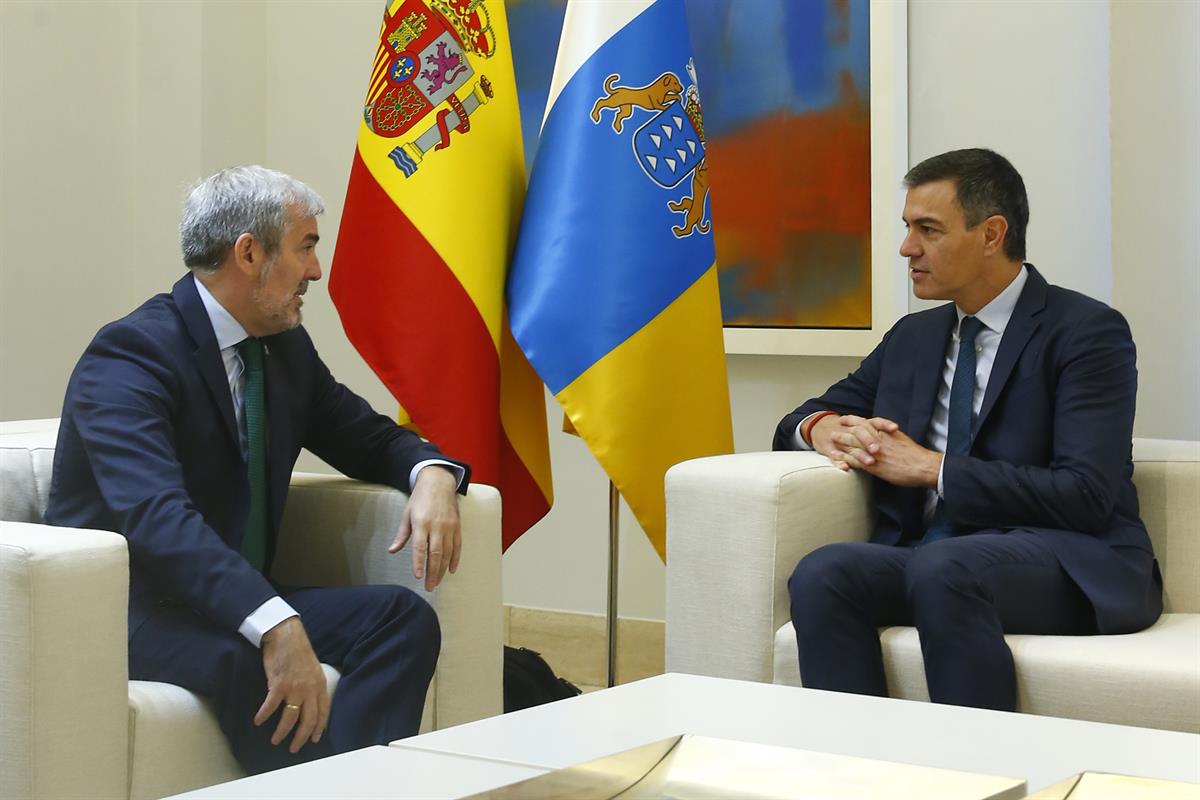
[129,584,440,774]
[788,532,1096,711]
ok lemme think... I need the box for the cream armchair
[665,438,1200,733]
[0,419,502,800]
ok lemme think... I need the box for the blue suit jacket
[774,265,1161,634]
[47,274,470,636]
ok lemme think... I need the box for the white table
[172,673,1200,798]
[167,745,547,800]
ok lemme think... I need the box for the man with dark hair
[775,148,1162,711]
[901,148,1031,262]
[47,166,469,773]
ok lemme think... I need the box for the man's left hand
[840,426,943,488]
[389,466,462,590]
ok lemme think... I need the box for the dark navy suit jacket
[47,274,469,637]
[774,265,1162,634]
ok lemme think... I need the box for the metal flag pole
[606,480,620,688]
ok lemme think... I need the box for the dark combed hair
[903,148,1029,261]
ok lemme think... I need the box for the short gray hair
[180,165,325,270]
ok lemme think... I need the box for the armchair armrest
[1131,438,1200,613]
[0,522,129,800]
[665,452,874,683]
[271,475,503,727]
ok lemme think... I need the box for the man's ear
[981,214,1009,257]
[232,232,260,276]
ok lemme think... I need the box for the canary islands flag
[330,0,552,550]
[509,0,733,559]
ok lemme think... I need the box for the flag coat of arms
[508,0,733,559]
[331,0,552,550]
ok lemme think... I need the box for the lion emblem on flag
[591,58,711,238]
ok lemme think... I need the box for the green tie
[237,338,268,571]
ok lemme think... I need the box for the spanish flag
[508,0,733,559]
[330,0,552,549]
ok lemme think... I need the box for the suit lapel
[973,265,1048,439]
[908,303,957,445]
[172,275,241,452]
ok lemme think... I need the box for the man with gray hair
[47,165,468,773]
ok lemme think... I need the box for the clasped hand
[812,414,941,488]
[388,465,462,591]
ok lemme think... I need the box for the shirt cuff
[410,459,467,492]
[793,414,820,450]
[238,596,299,648]
[937,455,946,498]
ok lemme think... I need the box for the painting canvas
[508,0,873,333]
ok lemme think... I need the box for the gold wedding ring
[285,703,301,712]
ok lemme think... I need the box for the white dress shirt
[793,266,1029,521]
[193,276,464,646]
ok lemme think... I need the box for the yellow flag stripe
[556,265,733,559]
[499,323,554,499]
[356,0,524,354]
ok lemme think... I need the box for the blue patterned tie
[922,316,984,544]
[237,338,268,571]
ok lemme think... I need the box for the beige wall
[0,0,265,420]
[2,1,140,421]
[1,0,1196,621]
[907,0,1113,308]
[1111,0,1200,441]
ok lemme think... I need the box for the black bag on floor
[503,645,582,712]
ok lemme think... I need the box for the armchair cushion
[0,422,57,523]
[774,613,1200,732]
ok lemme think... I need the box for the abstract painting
[508,0,874,332]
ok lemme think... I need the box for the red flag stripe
[330,150,548,546]
[496,430,548,550]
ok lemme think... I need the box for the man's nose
[899,231,920,258]
[308,258,323,282]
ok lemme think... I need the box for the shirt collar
[193,274,249,351]
[956,264,1028,336]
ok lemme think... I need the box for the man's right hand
[255,617,330,754]
[812,414,900,471]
